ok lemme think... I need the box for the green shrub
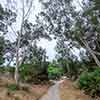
[7,84,19,91]
[15,97,20,100]
[19,64,48,83]
[5,67,15,76]
[0,67,15,75]
[48,64,64,79]
[0,67,15,78]
[0,67,5,73]
[78,68,100,97]
[6,67,15,73]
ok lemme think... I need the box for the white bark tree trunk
[15,34,21,85]
[14,0,33,85]
[80,38,100,67]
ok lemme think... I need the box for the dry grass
[60,80,93,100]
[0,77,49,100]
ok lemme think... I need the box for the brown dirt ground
[60,80,100,100]
[0,77,49,100]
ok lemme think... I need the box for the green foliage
[0,67,15,73]
[58,59,86,80]
[15,97,20,100]
[48,64,64,79]
[0,4,16,34]
[19,64,48,83]
[5,67,15,74]
[93,0,100,10]
[67,61,86,80]
[7,84,19,92]
[78,68,100,97]
[0,67,5,73]
[0,4,16,66]
[0,37,5,65]
[19,64,38,82]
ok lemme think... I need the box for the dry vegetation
[0,77,49,100]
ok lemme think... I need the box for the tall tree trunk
[15,34,21,85]
[14,0,33,84]
[14,0,25,85]
[80,38,100,67]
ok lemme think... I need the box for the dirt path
[60,80,92,100]
[40,79,99,100]
[40,80,63,100]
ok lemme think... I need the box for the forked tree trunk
[14,0,34,85]
[14,0,24,85]
[80,38,100,67]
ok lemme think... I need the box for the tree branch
[24,0,34,20]
[80,37,100,67]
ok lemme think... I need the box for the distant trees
[55,38,85,80]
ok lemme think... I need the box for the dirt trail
[60,80,93,100]
[40,80,63,100]
[40,79,100,100]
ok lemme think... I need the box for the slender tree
[1,0,51,84]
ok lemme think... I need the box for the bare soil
[0,77,49,100]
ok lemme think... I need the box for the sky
[0,0,83,61]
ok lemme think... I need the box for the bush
[48,64,64,80]
[7,84,19,92]
[0,67,15,78]
[15,97,20,100]
[5,67,15,74]
[0,67,5,73]
[0,67,15,74]
[19,64,48,83]
[78,68,100,97]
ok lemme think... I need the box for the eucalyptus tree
[0,0,51,84]
[67,0,100,67]
[39,0,100,67]
[1,0,35,84]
